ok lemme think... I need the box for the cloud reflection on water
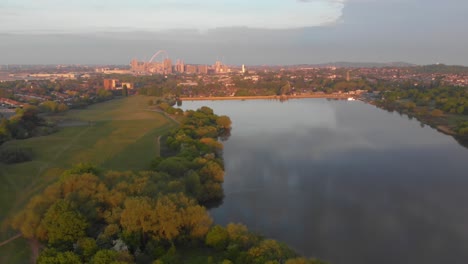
[181,99,468,264]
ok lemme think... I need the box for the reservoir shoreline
[180,94,350,101]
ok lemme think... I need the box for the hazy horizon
[1,0,467,65]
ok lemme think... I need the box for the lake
[181,99,468,264]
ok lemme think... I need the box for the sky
[0,0,467,65]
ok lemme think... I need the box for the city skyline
[0,0,467,65]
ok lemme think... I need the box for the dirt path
[29,238,40,264]
[148,109,180,125]
[156,136,161,157]
[0,233,22,247]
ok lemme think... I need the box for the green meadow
[0,96,177,262]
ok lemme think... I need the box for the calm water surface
[181,99,468,264]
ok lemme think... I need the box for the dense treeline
[0,146,33,164]
[0,78,115,108]
[134,71,371,98]
[147,97,184,116]
[154,106,232,204]
[12,165,214,263]
[233,74,370,96]
[0,105,57,146]
[39,100,69,113]
[381,86,468,114]
[0,78,109,95]
[408,64,468,74]
[375,83,468,135]
[11,107,323,264]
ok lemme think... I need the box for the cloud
[1,0,467,65]
[0,0,346,33]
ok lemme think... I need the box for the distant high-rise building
[346,70,351,82]
[130,59,138,70]
[163,59,173,74]
[176,59,185,73]
[214,61,228,74]
[198,65,208,74]
[242,64,246,74]
[186,65,198,74]
[130,53,230,75]
[103,79,118,90]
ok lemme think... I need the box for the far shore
[180,94,351,101]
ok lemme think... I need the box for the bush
[0,147,33,164]
[430,109,444,117]
[205,225,229,250]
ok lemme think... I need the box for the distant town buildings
[103,79,133,90]
[130,58,174,75]
[28,73,78,79]
[0,98,23,108]
[103,79,118,90]
[130,51,231,75]
[213,61,229,74]
[175,60,185,73]
[95,68,132,75]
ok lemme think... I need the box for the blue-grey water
[180,99,468,264]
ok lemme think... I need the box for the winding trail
[29,239,40,264]
[156,136,161,157]
[148,109,180,125]
[0,233,22,247]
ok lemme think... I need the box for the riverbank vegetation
[9,104,324,264]
[0,105,57,146]
[374,84,468,136]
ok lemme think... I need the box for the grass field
[0,95,178,263]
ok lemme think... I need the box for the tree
[199,161,224,183]
[40,199,88,245]
[199,106,214,115]
[206,225,229,250]
[76,237,98,261]
[63,163,101,176]
[157,157,193,178]
[226,223,254,249]
[280,82,291,95]
[285,258,327,264]
[40,101,58,112]
[199,137,223,153]
[182,204,213,239]
[151,195,183,241]
[184,171,202,198]
[216,115,232,130]
[90,250,119,264]
[97,89,112,100]
[199,181,223,202]
[122,85,128,97]
[120,197,153,234]
[38,250,82,264]
[57,103,69,112]
[11,189,60,240]
[0,120,10,145]
[247,240,296,264]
